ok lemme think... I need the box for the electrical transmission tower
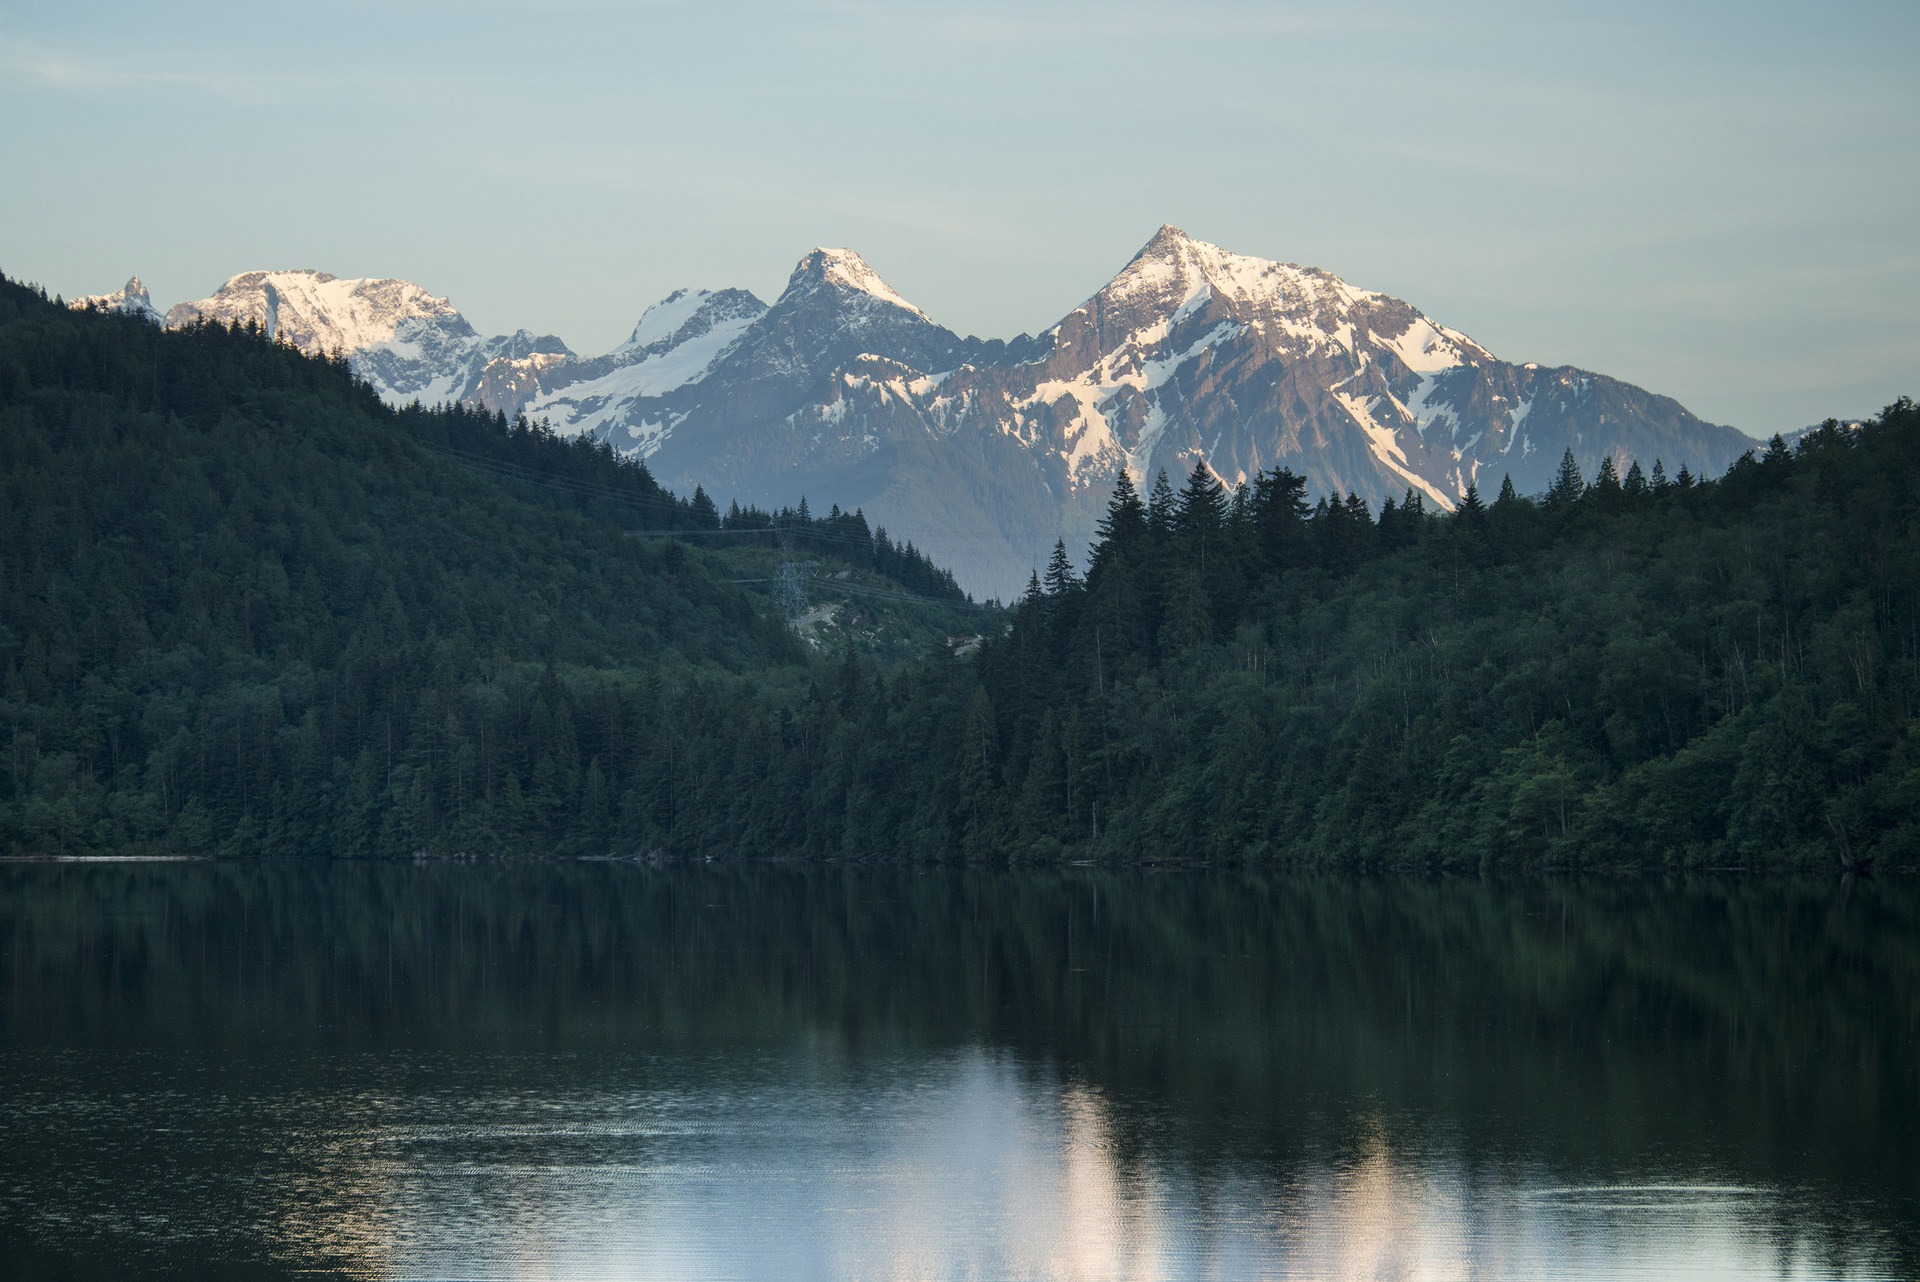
[774,515,816,627]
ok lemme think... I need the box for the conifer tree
[690,484,719,528]
[1091,469,1148,573]
[1044,540,1081,597]
[1146,469,1176,539]
[1589,456,1624,512]
[954,686,1002,858]
[1545,448,1586,509]
[1085,531,1148,669]
[1377,495,1403,546]
[1173,462,1227,541]
[1451,481,1490,559]
[1250,467,1311,570]
[1227,484,1250,526]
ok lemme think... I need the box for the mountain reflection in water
[0,863,1913,1280]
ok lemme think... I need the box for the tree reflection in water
[0,863,1912,1280]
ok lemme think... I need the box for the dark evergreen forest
[3,274,1915,867]
[962,414,1919,868]
[0,276,959,857]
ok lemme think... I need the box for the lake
[1,862,1914,1280]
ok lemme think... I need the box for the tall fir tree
[1544,448,1586,509]
[1250,466,1312,571]
[1091,469,1148,575]
[1173,462,1228,542]
[1146,469,1177,540]
[1044,540,1081,597]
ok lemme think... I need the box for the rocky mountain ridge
[156,269,574,409]
[78,233,1756,596]
[73,276,164,325]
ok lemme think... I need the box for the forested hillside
[913,410,1920,868]
[0,276,966,857]
[651,405,1920,869]
[5,273,1915,867]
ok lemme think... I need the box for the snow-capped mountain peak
[71,276,162,324]
[1095,223,1327,317]
[1089,226,1489,370]
[159,269,576,408]
[620,288,711,351]
[784,247,930,320]
[616,287,767,356]
[514,286,769,454]
[165,270,474,353]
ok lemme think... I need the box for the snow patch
[1508,395,1534,439]
[1012,319,1241,486]
[522,307,758,443]
[1336,391,1457,510]
[618,289,717,353]
[1381,316,1473,374]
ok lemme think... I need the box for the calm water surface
[0,863,1914,1280]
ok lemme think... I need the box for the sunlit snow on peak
[1092,226,1492,373]
[70,275,161,323]
[620,289,717,352]
[788,246,931,321]
[166,269,467,353]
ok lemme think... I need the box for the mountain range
[79,229,1757,597]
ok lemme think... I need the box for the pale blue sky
[3,0,1915,434]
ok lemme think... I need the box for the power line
[729,575,994,613]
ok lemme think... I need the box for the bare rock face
[123,233,1754,597]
